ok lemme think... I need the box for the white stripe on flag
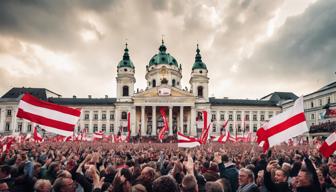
[326,132,336,145]
[19,100,79,125]
[39,124,74,137]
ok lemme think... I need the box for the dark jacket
[218,162,239,191]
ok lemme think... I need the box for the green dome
[117,43,135,69]
[148,41,178,67]
[192,44,207,70]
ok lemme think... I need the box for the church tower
[189,44,209,102]
[116,43,136,102]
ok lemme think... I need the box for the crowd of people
[0,141,336,192]
[310,121,336,133]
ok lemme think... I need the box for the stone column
[257,111,261,129]
[241,111,245,133]
[216,110,220,134]
[249,111,253,132]
[169,106,173,135]
[233,111,236,137]
[141,106,145,136]
[0,108,5,133]
[180,106,184,133]
[114,109,119,134]
[190,106,196,136]
[152,106,157,136]
[131,106,136,136]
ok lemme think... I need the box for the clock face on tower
[160,66,168,79]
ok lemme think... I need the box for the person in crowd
[237,168,259,192]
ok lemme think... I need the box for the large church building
[2,41,333,138]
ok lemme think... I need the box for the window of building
[5,123,10,132]
[110,112,115,120]
[102,113,106,120]
[212,124,216,132]
[122,86,129,96]
[172,79,176,87]
[268,112,273,119]
[152,79,156,87]
[229,114,233,121]
[16,122,22,132]
[196,112,203,121]
[85,124,89,130]
[311,101,314,108]
[7,109,11,117]
[238,124,241,132]
[27,124,32,132]
[245,114,249,121]
[253,114,257,121]
[93,124,98,132]
[84,114,90,120]
[260,115,265,121]
[220,114,225,121]
[319,99,323,106]
[253,124,257,132]
[94,113,98,120]
[110,124,114,133]
[327,97,331,103]
[229,124,233,132]
[211,114,216,121]
[237,114,241,121]
[311,114,315,120]
[121,112,127,120]
[102,124,106,132]
[197,86,203,97]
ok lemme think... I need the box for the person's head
[274,169,288,183]
[294,154,302,163]
[152,175,179,192]
[296,168,313,188]
[181,175,198,192]
[141,167,155,182]
[256,170,264,186]
[65,160,76,171]
[222,155,229,163]
[34,179,52,192]
[0,182,9,192]
[238,168,254,186]
[132,184,147,192]
[0,165,11,179]
[57,170,72,178]
[120,168,132,182]
[281,162,291,175]
[216,178,231,192]
[48,162,61,174]
[53,177,76,192]
[205,181,223,192]
[316,169,325,185]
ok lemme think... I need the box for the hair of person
[216,178,232,192]
[300,168,314,184]
[0,165,11,175]
[52,177,64,192]
[240,168,255,182]
[205,181,224,192]
[181,175,198,192]
[34,179,52,191]
[152,175,179,192]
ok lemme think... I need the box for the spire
[123,42,130,61]
[159,36,167,53]
[195,44,202,62]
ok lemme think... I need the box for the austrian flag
[319,132,336,158]
[17,93,81,137]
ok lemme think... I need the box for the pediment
[134,86,194,98]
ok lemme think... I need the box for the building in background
[1,41,333,139]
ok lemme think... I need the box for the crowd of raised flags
[1,93,336,158]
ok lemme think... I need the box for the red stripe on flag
[17,109,75,131]
[265,113,305,138]
[22,94,80,116]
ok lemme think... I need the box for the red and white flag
[177,132,200,148]
[200,111,209,144]
[319,132,336,158]
[127,112,131,142]
[93,131,104,139]
[33,126,43,142]
[257,96,308,151]
[158,107,169,141]
[16,93,81,137]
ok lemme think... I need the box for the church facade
[1,42,302,138]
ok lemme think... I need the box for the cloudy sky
[0,0,335,99]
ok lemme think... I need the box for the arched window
[122,86,129,96]
[172,79,176,87]
[197,86,203,97]
[152,79,156,87]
